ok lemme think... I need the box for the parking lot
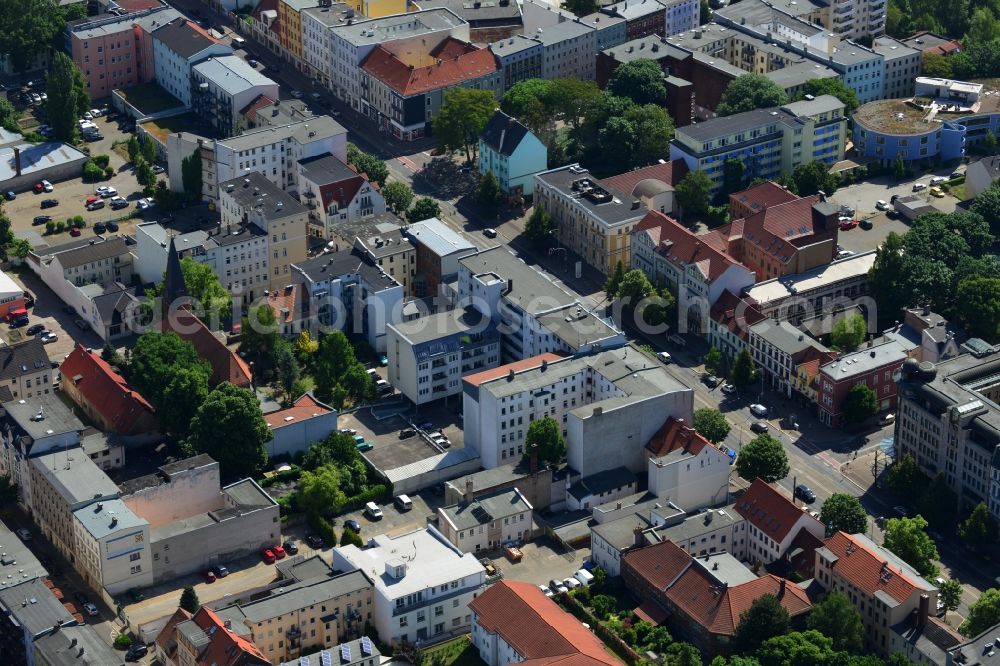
[829,170,961,220]
[2,267,100,359]
[834,212,911,255]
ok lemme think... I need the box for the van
[365,502,383,520]
[879,413,896,426]
[5,307,28,322]
[232,36,246,47]
[574,569,594,586]
[394,495,413,511]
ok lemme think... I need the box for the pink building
[817,340,909,427]
[67,6,180,100]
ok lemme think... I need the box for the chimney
[778,578,787,598]
[922,304,930,315]
[13,147,21,177]
[464,479,474,504]
[529,444,539,473]
[918,594,929,627]
[633,526,644,547]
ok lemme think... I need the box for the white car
[89,108,103,118]
[539,585,554,598]
[96,186,117,198]
[750,403,768,418]
[137,198,153,210]
[82,112,93,120]
[563,577,581,590]
[79,121,97,131]
[912,183,927,192]
[929,176,947,185]
[657,351,672,364]
[41,332,58,344]
[290,90,303,99]
[41,180,53,192]
[875,200,889,211]
[82,602,99,617]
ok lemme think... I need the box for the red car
[69,227,81,237]
[273,545,286,559]
[203,570,216,583]
[261,548,276,564]
[85,195,100,205]
[33,182,44,194]
[839,219,857,231]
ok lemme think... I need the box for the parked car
[125,644,149,662]
[539,585,553,597]
[16,528,31,541]
[210,564,229,577]
[930,186,945,198]
[306,534,324,548]
[399,428,416,439]
[483,228,498,238]
[246,58,259,67]
[203,570,216,583]
[32,182,45,193]
[310,92,322,102]
[152,165,165,174]
[86,200,105,211]
[40,333,58,344]
[344,519,361,532]
[261,548,276,564]
[137,198,153,210]
[273,544,287,559]
[3,191,14,201]
[703,375,719,388]
[74,319,91,331]
[838,218,858,231]
[365,502,383,520]
[794,484,817,503]
[9,317,28,328]
[750,403,768,418]
[83,132,103,142]
[750,421,769,434]
[284,540,299,555]
[875,199,889,211]
[93,222,107,234]
[41,180,53,192]
[657,351,671,364]
[929,176,946,185]
[886,209,900,220]
[95,185,116,197]
[859,218,873,230]
[40,198,58,209]
[82,602,99,617]
[109,196,128,210]
[23,293,34,308]
[107,221,119,232]
[912,182,927,192]
[32,215,51,225]
[721,384,737,395]
[26,324,45,336]
[290,90,303,98]
[70,226,81,236]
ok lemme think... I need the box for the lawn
[421,636,485,666]
[117,83,184,115]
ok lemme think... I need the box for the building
[32,624,125,666]
[534,165,647,274]
[59,344,157,437]
[0,136,83,191]
[27,236,135,313]
[749,319,833,397]
[489,35,543,91]
[151,17,231,107]
[332,527,486,646]
[406,218,477,299]
[708,290,766,371]
[890,610,964,666]
[815,531,939,657]
[0,579,80,666]
[873,36,921,100]
[601,159,688,217]
[946,622,1000,666]
[162,307,254,388]
[670,96,847,197]
[964,155,1000,198]
[437,488,533,553]
[278,0,320,72]
[469,580,618,666]
[251,0,282,56]
[853,78,1000,163]
[387,307,500,406]
[66,6,182,100]
[276,637,382,666]
[301,4,357,89]
[297,153,385,239]
[191,55,280,136]
[242,95,316,129]
[645,417,730,509]
[219,172,310,292]
[463,346,693,475]
[158,606,270,666]
[896,352,1000,518]
[263,392,339,458]
[72,497,154,595]
[882,306,961,364]
[445,461,554,512]
[734,479,825,565]
[352,223,416,297]
[901,31,963,58]
[0,338,55,404]
[414,0,522,42]
[360,37,501,141]
[478,111,547,200]
[816,340,908,426]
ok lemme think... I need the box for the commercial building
[263,393,339,459]
[437,488,533,553]
[297,153,385,239]
[478,111,547,200]
[332,527,486,646]
[59,344,157,437]
[463,346,693,475]
[749,318,833,397]
[0,141,89,196]
[191,55,280,137]
[816,340,908,426]
[645,417,730,509]
[406,218,477,299]
[151,17,231,107]
[670,96,847,197]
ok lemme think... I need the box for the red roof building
[297,153,385,236]
[59,344,156,436]
[162,307,253,388]
[707,289,766,369]
[727,181,799,220]
[469,580,619,666]
[733,479,825,565]
[644,417,730,509]
[263,392,339,458]
[600,160,689,217]
[164,606,269,666]
[463,353,563,388]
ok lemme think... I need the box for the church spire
[162,235,186,322]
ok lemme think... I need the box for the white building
[437,488,532,553]
[72,498,153,595]
[191,55,280,137]
[332,527,486,646]
[297,153,385,239]
[151,17,232,107]
[645,417,730,510]
[27,236,135,307]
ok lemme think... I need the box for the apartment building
[191,55,280,137]
[873,36,921,100]
[297,153,385,239]
[27,236,135,311]
[301,4,352,89]
[733,479,825,564]
[73,498,154,595]
[0,338,55,404]
[352,225,416,297]
[0,579,82,666]
[66,6,181,99]
[159,606,269,666]
[817,340,908,427]
[437,488,533,553]
[534,165,647,275]
[489,35,543,91]
[896,352,1000,519]
[645,417,730,509]
[278,0,320,72]
[602,0,674,39]
[478,111,547,200]
[670,96,847,197]
[749,319,833,397]
[151,17,232,107]
[219,172,310,291]
[59,344,156,437]
[708,290,766,370]
[332,528,486,646]
[406,218,477,299]
[463,346,693,474]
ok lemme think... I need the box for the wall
[647,449,729,510]
[267,410,339,458]
[122,463,223,529]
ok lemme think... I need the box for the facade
[59,344,156,436]
[749,319,833,397]
[645,417,730,510]
[278,0,320,72]
[301,4,353,89]
[708,290,766,370]
[151,17,232,107]
[160,606,269,666]
[437,488,533,553]
[72,498,154,595]
[332,528,486,646]
[489,35,543,91]
[298,153,385,239]
[478,111,547,199]
[873,36,921,100]
[816,340,908,427]
[264,392,339,459]
[733,479,826,564]
[406,218,477,299]
[191,55,280,137]
[0,338,55,404]
[353,224,416,297]
[670,96,847,197]
[28,236,135,306]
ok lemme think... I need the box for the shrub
[54,220,66,233]
[93,154,110,169]
[44,220,55,235]
[113,633,133,649]
[76,219,87,228]
[83,160,103,182]
[307,511,337,546]
[258,465,302,487]
[103,166,114,179]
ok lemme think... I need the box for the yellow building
[278,0,318,72]
[351,0,407,17]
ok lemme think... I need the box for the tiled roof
[240,94,276,122]
[264,393,333,430]
[709,289,766,340]
[464,353,563,387]
[361,39,498,97]
[162,307,252,388]
[645,416,710,458]
[191,607,269,665]
[0,337,50,381]
[154,607,192,661]
[728,181,799,215]
[481,110,531,157]
[600,159,688,196]
[824,532,923,605]
[621,540,691,590]
[468,580,618,665]
[633,210,746,282]
[734,479,819,544]
[265,282,304,324]
[60,344,155,435]
[152,17,221,59]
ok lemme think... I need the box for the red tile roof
[633,211,747,282]
[709,290,766,341]
[265,393,333,430]
[728,181,799,216]
[621,540,692,591]
[162,307,252,388]
[60,344,155,436]
[240,94,276,122]
[464,353,563,387]
[600,160,689,196]
[155,608,192,661]
[469,580,619,665]
[361,39,498,97]
[824,532,925,605]
[645,416,711,458]
[265,283,304,324]
[734,479,821,544]
[191,607,269,665]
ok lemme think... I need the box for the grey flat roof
[73,498,147,540]
[0,518,48,585]
[224,478,276,509]
[655,505,741,544]
[445,462,532,494]
[460,245,572,313]
[152,17,221,58]
[820,340,909,381]
[745,251,877,305]
[193,55,277,96]
[33,625,125,666]
[0,142,88,184]
[405,219,476,257]
[535,305,622,351]
[68,6,182,40]
[298,152,360,184]
[490,34,542,57]
[9,395,85,441]
[0,579,75,637]
[330,8,467,47]
[32,235,132,269]
[276,554,333,583]
[570,466,636,500]
[389,306,496,346]
[603,34,688,63]
[228,570,372,623]
[301,4,356,28]
[221,171,307,220]
[873,36,920,61]
[749,319,829,356]
[29,449,118,507]
[766,61,839,88]
[603,0,665,19]
[416,0,522,23]
[676,106,799,143]
[535,19,593,44]
[218,116,346,152]
[783,95,845,116]
[294,249,400,291]
[440,489,530,531]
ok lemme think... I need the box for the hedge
[342,484,391,512]
[307,511,337,546]
[258,465,302,487]
[558,592,642,666]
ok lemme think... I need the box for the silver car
[750,403,768,418]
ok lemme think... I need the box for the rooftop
[854,87,1000,135]
[33,625,124,666]
[151,17,223,58]
[221,171,308,220]
[734,478,821,544]
[222,570,372,624]
[31,235,133,270]
[536,165,646,227]
[489,34,543,57]
[480,110,533,158]
[459,245,580,314]
[820,532,934,605]
[294,248,400,292]
[750,319,830,356]
[405,218,477,257]
[0,337,51,382]
[0,142,88,183]
[29,448,118,507]
[60,345,155,435]
[331,8,468,47]
[947,622,1000,665]
[872,36,920,62]
[415,0,522,23]
[217,116,346,152]
[601,159,688,196]
[68,6,181,40]
[745,251,877,306]
[193,55,277,96]
[264,393,334,430]
[439,488,532,532]
[9,394,85,442]
[389,306,497,347]
[0,518,48,586]
[820,340,908,381]
[361,40,497,97]
[73,498,147,541]
[0,579,76,638]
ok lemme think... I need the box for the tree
[842,384,878,425]
[723,158,745,195]
[474,170,504,211]
[985,130,998,154]
[179,586,200,613]
[967,6,1000,44]
[734,594,790,654]
[796,78,860,115]
[550,78,601,132]
[693,408,731,444]
[598,117,639,174]
[407,197,441,224]
[591,594,616,619]
[808,592,864,653]
[127,136,140,163]
[180,149,202,200]
[0,98,18,133]
[887,454,926,500]
[186,384,271,480]
[624,104,675,167]
[433,88,497,164]
[704,346,723,375]
[525,416,566,464]
[298,464,348,517]
[617,269,654,306]
[607,59,667,106]
[820,493,868,535]
[313,331,372,407]
[921,52,953,78]
[604,260,625,298]
[0,0,67,73]
[45,52,88,143]
[961,589,1000,637]
[956,277,1000,341]
[665,643,701,666]
[868,232,909,328]
[340,526,363,547]
[174,257,231,320]
[675,170,713,219]
[501,79,555,136]
[831,314,868,350]
[564,0,599,15]
[730,348,760,389]
[276,343,300,402]
[959,501,1000,550]
[883,515,939,578]
[756,630,835,666]
[717,74,789,116]
[382,180,413,214]
[130,332,211,408]
[970,185,1000,235]
[735,434,789,483]
[158,368,210,438]
[241,304,282,382]
[142,134,156,165]
[792,160,839,196]
[525,205,551,248]
[346,144,389,187]
[700,0,711,22]
[893,153,908,180]
[939,579,962,615]
[136,160,156,189]
[918,473,957,529]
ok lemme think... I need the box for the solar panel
[341,645,352,663]
[361,637,373,656]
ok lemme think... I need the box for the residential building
[72,498,153,595]
[445,461,555,512]
[301,4,353,89]
[406,218,477,299]
[437,488,533,553]
[387,307,500,406]
[873,36,921,100]
[274,637,381,666]
[80,429,125,472]
[264,392,339,458]
[0,338,55,404]
[219,172,310,291]
[534,165,647,274]
[469,580,618,666]
[478,111,547,200]
[59,344,157,437]
[567,467,639,512]
[278,0,320,72]
[630,211,755,335]
[360,37,501,141]
[728,180,800,220]
[947,622,1000,665]
[151,17,231,107]
[191,55,280,137]
[602,0,698,39]
[415,0,522,42]
[27,236,135,312]
[521,2,627,80]
[251,0,282,56]
[749,319,833,397]
[882,306,961,364]
[489,35,543,91]
[815,531,939,657]
[33,625,124,666]
[816,340,908,426]
[242,95,316,129]
[901,31,963,58]
[600,159,688,217]
[964,155,1000,198]
[670,96,847,197]
[83,283,142,342]
[891,610,965,666]
[708,290,766,371]
[352,223,416,297]
[332,527,486,646]
[159,606,270,666]
[0,579,80,666]
[645,417,730,509]
[897,352,1000,518]
[298,153,385,239]
[66,6,181,100]
[733,479,825,565]
[462,346,693,475]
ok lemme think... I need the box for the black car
[283,540,299,555]
[63,305,75,315]
[306,534,323,548]
[344,519,361,532]
[93,222,107,234]
[794,484,817,503]
[32,215,51,225]
[40,198,58,209]
[703,375,720,388]
[125,644,149,662]
[211,564,230,578]
[106,221,119,232]
[4,191,15,201]
[750,421,769,434]
[859,218,873,230]
[9,317,28,328]
[26,324,45,336]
